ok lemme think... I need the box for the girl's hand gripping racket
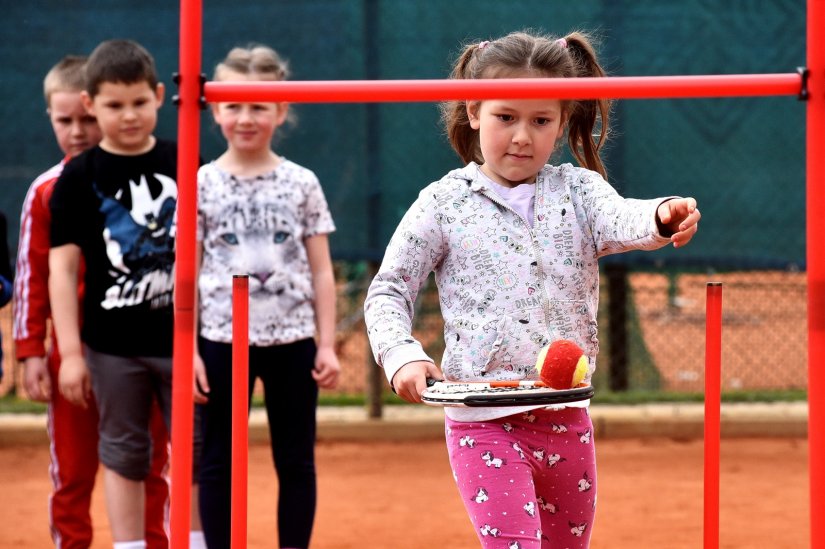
[421,339,593,407]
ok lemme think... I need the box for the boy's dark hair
[85,39,159,97]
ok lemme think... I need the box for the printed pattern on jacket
[365,162,672,393]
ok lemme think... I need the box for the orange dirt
[0,436,808,548]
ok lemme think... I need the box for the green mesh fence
[0,1,807,397]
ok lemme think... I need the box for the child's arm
[305,233,340,389]
[193,167,211,403]
[48,244,90,408]
[579,171,700,256]
[14,183,56,401]
[192,240,209,403]
[364,186,445,402]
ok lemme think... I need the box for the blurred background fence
[0,0,807,400]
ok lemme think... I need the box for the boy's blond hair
[43,55,88,106]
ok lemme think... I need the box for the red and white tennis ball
[535,340,588,389]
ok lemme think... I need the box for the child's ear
[466,101,481,130]
[80,91,94,113]
[556,116,567,141]
[276,102,289,125]
[154,83,165,107]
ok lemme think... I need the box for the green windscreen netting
[0,0,805,267]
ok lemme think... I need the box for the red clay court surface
[0,436,808,548]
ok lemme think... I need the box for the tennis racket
[421,378,594,407]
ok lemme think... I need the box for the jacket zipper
[478,181,555,339]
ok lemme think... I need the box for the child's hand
[657,197,701,248]
[23,356,52,402]
[391,361,443,404]
[58,355,91,408]
[193,353,210,404]
[313,345,341,389]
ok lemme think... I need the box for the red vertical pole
[807,1,825,547]
[231,276,249,549]
[171,0,202,547]
[704,283,722,549]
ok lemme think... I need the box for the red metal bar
[231,276,249,549]
[808,1,824,547]
[205,73,801,104]
[170,0,202,546]
[704,283,723,549]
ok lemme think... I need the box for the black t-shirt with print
[50,139,178,357]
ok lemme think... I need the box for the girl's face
[468,98,566,187]
[211,71,288,154]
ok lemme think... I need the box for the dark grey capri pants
[85,346,174,481]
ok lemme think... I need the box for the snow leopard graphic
[209,201,308,329]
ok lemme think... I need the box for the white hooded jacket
[365,162,675,421]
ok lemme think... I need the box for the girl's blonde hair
[214,44,290,82]
[213,44,295,126]
[440,30,611,178]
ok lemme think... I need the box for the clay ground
[0,436,808,548]
[1,271,811,400]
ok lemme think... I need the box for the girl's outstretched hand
[657,197,701,248]
[391,360,443,403]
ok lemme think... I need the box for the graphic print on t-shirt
[211,201,308,324]
[95,172,177,310]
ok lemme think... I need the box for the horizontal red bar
[204,73,801,104]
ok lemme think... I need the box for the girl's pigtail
[563,32,611,179]
[441,44,485,164]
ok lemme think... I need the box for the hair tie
[478,41,490,50]
[556,38,568,48]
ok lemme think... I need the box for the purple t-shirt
[477,169,536,227]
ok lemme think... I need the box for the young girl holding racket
[364,30,700,547]
[193,45,340,549]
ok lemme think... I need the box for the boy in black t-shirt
[49,39,204,549]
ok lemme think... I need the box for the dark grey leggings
[197,337,318,549]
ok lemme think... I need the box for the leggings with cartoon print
[446,407,596,548]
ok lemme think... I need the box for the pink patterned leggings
[446,407,597,548]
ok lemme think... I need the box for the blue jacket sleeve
[0,210,12,307]
[0,274,11,307]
